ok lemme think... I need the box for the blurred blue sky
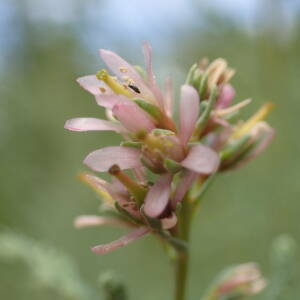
[0,0,299,68]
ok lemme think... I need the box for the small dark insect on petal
[128,84,141,94]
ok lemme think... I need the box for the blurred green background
[0,0,299,299]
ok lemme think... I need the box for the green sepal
[163,158,182,174]
[194,85,218,136]
[120,141,142,149]
[140,156,165,174]
[185,64,198,85]
[220,134,251,161]
[199,72,208,99]
[199,101,208,112]
[114,202,142,225]
[134,98,161,120]
[151,128,175,136]
[223,132,270,170]
[191,69,202,89]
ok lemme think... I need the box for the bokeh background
[0,0,299,299]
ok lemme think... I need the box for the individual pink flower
[75,172,178,254]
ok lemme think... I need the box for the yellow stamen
[232,102,274,139]
[216,98,252,117]
[119,67,128,73]
[78,172,114,206]
[96,69,132,97]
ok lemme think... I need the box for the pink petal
[95,94,131,109]
[144,174,173,218]
[91,226,150,255]
[99,49,156,104]
[178,85,200,146]
[77,75,112,96]
[161,212,177,229]
[112,101,155,133]
[164,77,173,117]
[74,215,131,229]
[142,42,164,109]
[84,146,142,172]
[181,144,220,174]
[64,118,126,133]
[133,166,147,183]
[171,171,198,209]
[216,84,236,109]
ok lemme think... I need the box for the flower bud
[204,263,267,299]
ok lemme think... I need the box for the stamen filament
[232,102,274,139]
[109,165,147,205]
[96,69,132,97]
[216,98,252,117]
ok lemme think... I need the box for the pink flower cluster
[65,43,274,254]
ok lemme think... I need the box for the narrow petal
[179,85,200,146]
[74,215,131,229]
[133,166,147,183]
[161,212,177,229]
[164,77,173,117]
[181,144,220,174]
[64,118,126,133]
[216,84,235,109]
[112,101,155,133]
[172,171,198,209]
[84,146,142,172]
[143,42,164,108]
[91,227,150,255]
[99,49,156,104]
[77,75,112,96]
[144,174,173,218]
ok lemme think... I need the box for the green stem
[174,199,191,300]
[175,251,189,300]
